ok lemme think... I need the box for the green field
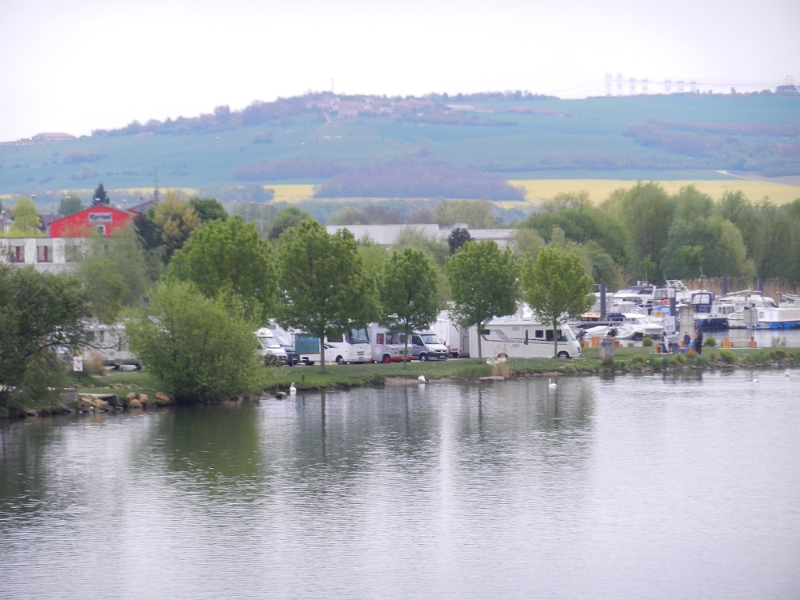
[2,94,799,202]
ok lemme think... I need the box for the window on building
[96,225,106,236]
[11,245,24,263]
[37,245,53,263]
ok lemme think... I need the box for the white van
[396,331,449,361]
[325,328,372,364]
[468,318,582,359]
[255,328,288,364]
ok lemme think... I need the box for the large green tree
[92,183,110,206]
[0,265,87,412]
[660,216,754,280]
[6,198,42,237]
[58,195,85,216]
[188,197,228,223]
[76,225,152,323]
[126,280,261,404]
[268,206,313,241]
[444,240,519,360]
[522,245,593,358]
[616,182,675,281]
[168,216,277,320]
[379,248,441,368]
[276,220,380,371]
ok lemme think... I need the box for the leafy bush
[703,336,716,347]
[126,281,261,403]
[685,349,697,360]
[719,349,736,364]
[601,356,615,369]
[642,336,653,347]
[631,356,647,367]
[693,355,710,367]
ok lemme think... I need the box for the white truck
[468,317,582,359]
[432,311,470,358]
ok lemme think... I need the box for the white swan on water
[418,375,426,383]
[548,379,557,389]
[289,383,297,394]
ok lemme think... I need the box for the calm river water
[2,370,799,599]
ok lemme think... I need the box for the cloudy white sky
[1,0,798,142]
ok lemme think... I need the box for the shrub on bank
[719,349,736,364]
[642,336,653,347]
[126,281,261,403]
[704,336,716,347]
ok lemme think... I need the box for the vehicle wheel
[420,353,428,362]
[336,356,345,365]
[557,351,570,359]
[383,355,391,364]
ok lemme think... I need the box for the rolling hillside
[2,92,799,204]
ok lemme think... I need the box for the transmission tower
[629,77,637,95]
[616,73,623,96]
[605,73,612,96]
[642,78,649,94]
[677,80,685,93]
[664,79,672,94]
[689,80,697,93]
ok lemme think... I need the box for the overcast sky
[1,0,798,142]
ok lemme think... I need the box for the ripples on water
[1,370,799,599]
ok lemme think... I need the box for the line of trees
[519,184,800,289]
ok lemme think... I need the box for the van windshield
[346,328,369,344]
[258,336,281,349]
[419,334,439,345]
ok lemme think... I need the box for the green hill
[1,92,798,202]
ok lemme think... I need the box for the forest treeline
[518,183,800,289]
[627,121,800,176]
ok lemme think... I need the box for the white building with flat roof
[325,224,515,248]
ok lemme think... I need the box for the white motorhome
[82,321,139,369]
[368,326,410,363]
[468,317,582,359]
[325,328,372,364]
[255,328,288,364]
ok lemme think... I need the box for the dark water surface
[2,370,799,599]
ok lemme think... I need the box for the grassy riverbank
[36,344,800,412]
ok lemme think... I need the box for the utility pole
[153,166,160,202]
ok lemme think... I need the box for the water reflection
[2,371,799,600]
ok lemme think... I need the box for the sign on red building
[49,205,134,238]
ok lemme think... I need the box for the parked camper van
[255,328,288,364]
[396,331,449,361]
[326,328,372,364]
[82,321,139,369]
[468,318,581,359]
[368,326,410,363]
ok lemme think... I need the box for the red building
[49,205,134,238]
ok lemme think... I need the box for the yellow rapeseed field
[506,179,800,207]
